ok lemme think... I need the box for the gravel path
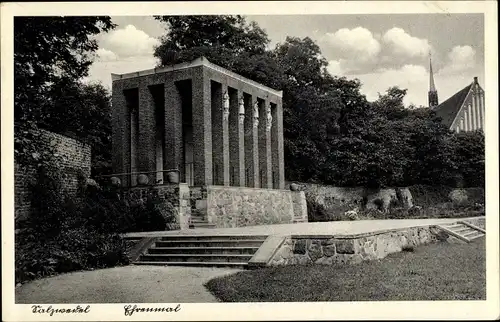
[16,265,241,303]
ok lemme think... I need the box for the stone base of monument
[122,217,484,269]
[123,183,307,232]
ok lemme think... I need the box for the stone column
[244,94,259,188]
[138,84,156,176]
[460,118,464,132]
[274,100,285,189]
[130,99,139,186]
[258,99,273,188]
[164,80,182,176]
[229,89,245,186]
[192,68,213,186]
[211,81,230,186]
[111,83,128,185]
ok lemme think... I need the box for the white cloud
[382,27,432,58]
[95,48,118,62]
[337,63,480,107]
[326,60,344,76]
[321,27,381,62]
[439,45,476,75]
[85,56,159,89]
[99,24,160,59]
[355,64,428,104]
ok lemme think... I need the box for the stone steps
[132,261,249,268]
[131,235,268,267]
[189,214,216,229]
[155,240,266,248]
[437,221,485,243]
[140,253,254,262]
[148,246,260,255]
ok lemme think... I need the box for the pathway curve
[16,265,241,303]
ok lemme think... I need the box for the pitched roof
[433,83,472,127]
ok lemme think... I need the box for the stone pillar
[211,81,230,186]
[244,94,259,188]
[258,99,273,188]
[460,118,464,132]
[192,69,213,186]
[229,89,245,186]
[273,100,285,189]
[164,80,182,176]
[130,99,139,186]
[112,84,128,185]
[138,84,156,176]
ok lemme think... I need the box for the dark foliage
[153,16,484,188]
[15,170,177,284]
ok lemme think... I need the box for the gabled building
[428,56,485,132]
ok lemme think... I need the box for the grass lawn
[205,238,485,301]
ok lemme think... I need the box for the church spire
[428,52,439,108]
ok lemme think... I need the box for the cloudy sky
[87,14,484,107]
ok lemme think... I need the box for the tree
[453,131,485,187]
[43,79,113,176]
[14,16,115,167]
[154,16,269,67]
[152,16,484,188]
[14,16,115,124]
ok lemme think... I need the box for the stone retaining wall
[269,226,442,266]
[206,185,307,228]
[289,181,484,214]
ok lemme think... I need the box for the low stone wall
[288,182,365,209]
[289,181,484,215]
[206,186,307,228]
[269,226,441,266]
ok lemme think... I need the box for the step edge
[437,225,471,243]
[142,253,254,257]
[132,261,249,266]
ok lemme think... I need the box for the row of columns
[200,78,283,189]
[115,70,285,190]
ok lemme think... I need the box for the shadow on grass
[205,239,485,302]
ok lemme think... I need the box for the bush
[15,167,178,284]
[78,186,178,233]
[15,227,129,284]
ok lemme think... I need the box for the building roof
[433,83,472,127]
[111,56,283,98]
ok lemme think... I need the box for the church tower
[428,54,439,108]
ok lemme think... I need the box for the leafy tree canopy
[14,16,115,172]
[14,16,115,124]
